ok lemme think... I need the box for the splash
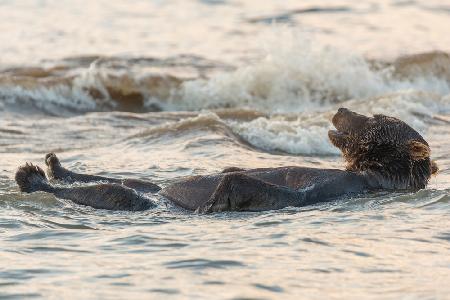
[177,29,450,112]
[0,29,449,118]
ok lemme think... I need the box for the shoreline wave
[1,34,449,156]
[1,42,450,116]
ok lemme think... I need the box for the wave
[1,30,450,118]
[129,112,234,139]
[0,64,182,115]
[177,31,450,112]
[120,89,448,156]
[230,90,450,155]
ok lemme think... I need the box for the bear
[15,108,438,212]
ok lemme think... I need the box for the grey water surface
[1,0,450,299]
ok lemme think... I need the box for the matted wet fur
[15,108,438,212]
[328,108,438,190]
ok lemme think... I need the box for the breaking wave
[1,30,449,155]
[118,89,448,156]
[1,30,450,117]
[177,31,450,112]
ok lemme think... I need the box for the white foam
[228,90,448,155]
[0,61,128,115]
[176,28,450,112]
[2,28,450,117]
[0,84,97,115]
[230,116,338,155]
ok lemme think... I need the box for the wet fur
[329,109,437,190]
[16,163,153,211]
[45,153,160,193]
[15,108,438,212]
[15,163,52,193]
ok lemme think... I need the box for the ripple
[96,274,130,279]
[342,249,372,257]
[164,259,245,270]
[7,230,88,242]
[148,288,180,295]
[361,268,402,273]
[417,194,450,208]
[253,283,284,293]
[26,246,92,253]
[0,128,24,135]
[41,219,96,230]
[0,269,61,280]
[203,280,226,285]
[0,221,22,229]
[0,293,41,299]
[110,235,189,249]
[300,237,331,246]
[0,282,19,287]
[253,220,288,227]
[110,282,133,287]
[435,232,450,242]
[111,234,152,245]
[246,6,351,24]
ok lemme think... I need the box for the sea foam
[177,29,450,113]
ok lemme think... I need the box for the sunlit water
[0,0,449,299]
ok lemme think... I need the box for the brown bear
[15,108,438,212]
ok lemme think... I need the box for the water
[1,0,450,299]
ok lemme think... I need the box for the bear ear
[408,140,430,160]
[431,160,439,175]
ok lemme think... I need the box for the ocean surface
[0,0,450,299]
